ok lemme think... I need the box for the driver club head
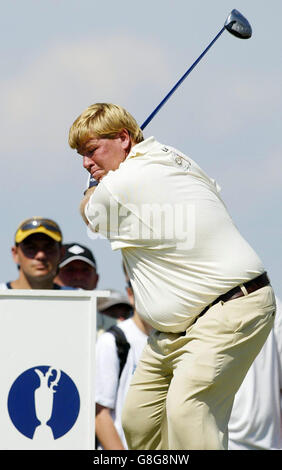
[224,9,252,39]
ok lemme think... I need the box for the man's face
[12,234,62,282]
[58,260,99,290]
[102,304,131,320]
[78,129,131,182]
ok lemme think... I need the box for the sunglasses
[18,218,62,235]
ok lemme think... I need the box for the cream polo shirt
[85,137,264,333]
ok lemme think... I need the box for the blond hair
[69,103,144,149]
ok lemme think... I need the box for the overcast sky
[0,0,281,299]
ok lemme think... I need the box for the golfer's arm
[80,186,96,225]
[95,404,125,450]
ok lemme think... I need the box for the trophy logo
[33,367,61,440]
[8,366,80,440]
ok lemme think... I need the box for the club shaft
[140,26,226,131]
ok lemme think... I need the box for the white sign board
[0,289,108,450]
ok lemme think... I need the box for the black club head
[224,9,252,39]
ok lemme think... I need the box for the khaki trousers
[122,285,276,450]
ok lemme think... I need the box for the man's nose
[34,250,47,259]
[73,271,84,280]
[83,156,92,171]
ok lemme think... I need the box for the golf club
[140,9,252,131]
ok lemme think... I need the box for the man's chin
[71,283,88,289]
[31,270,54,282]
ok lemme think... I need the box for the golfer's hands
[80,186,96,225]
[85,175,99,194]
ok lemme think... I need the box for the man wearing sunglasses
[0,217,65,290]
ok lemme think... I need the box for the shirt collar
[127,136,159,159]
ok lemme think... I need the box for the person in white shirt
[228,296,282,450]
[95,278,152,449]
[68,102,276,450]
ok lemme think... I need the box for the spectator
[55,242,125,332]
[0,217,65,290]
[55,242,99,290]
[97,288,133,334]
[228,296,282,450]
[95,278,152,449]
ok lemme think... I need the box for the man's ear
[119,128,132,153]
[126,286,135,308]
[11,245,19,265]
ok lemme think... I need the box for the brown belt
[198,271,270,319]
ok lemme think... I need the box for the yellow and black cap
[15,217,63,244]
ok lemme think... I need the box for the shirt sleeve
[95,331,119,409]
[84,169,175,251]
[85,177,155,250]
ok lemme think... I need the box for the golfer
[69,103,276,450]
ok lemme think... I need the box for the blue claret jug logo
[8,366,80,440]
